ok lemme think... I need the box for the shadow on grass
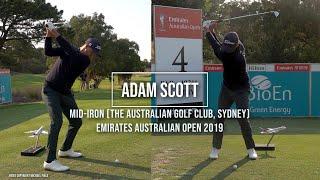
[76,88,150,106]
[179,158,214,179]
[153,118,320,135]
[211,157,249,180]
[35,147,46,157]
[20,147,46,157]
[62,169,139,179]
[0,103,47,131]
[74,89,130,102]
[72,157,151,173]
[259,151,276,159]
[74,89,111,101]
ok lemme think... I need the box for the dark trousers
[42,86,82,162]
[213,84,255,149]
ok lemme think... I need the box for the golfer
[42,26,101,171]
[204,21,257,160]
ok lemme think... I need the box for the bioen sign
[250,75,291,101]
[0,69,12,104]
[205,64,314,117]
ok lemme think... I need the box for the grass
[11,73,45,102]
[1,73,320,179]
[12,73,45,91]
[0,75,151,179]
[151,118,320,179]
[11,73,83,92]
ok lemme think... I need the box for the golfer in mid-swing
[42,26,101,171]
[204,21,257,160]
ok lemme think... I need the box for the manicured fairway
[0,76,151,179]
[151,118,320,179]
[1,74,319,179]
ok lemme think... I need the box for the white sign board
[153,5,204,106]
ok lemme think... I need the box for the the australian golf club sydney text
[68,108,250,120]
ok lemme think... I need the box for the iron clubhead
[273,11,280,18]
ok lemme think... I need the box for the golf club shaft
[221,11,275,21]
[35,136,39,148]
[204,11,277,24]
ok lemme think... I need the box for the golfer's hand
[204,25,210,33]
[45,28,54,37]
[50,29,60,38]
[209,21,218,33]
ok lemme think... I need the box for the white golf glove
[45,22,56,31]
[203,20,212,29]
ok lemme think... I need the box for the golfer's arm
[206,32,222,59]
[56,35,78,56]
[44,37,64,57]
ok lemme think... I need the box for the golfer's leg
[42,87,63,162]
[234,89,255,149]
[60,94,82,151]
[213,85,234,149]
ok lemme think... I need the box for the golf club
[45,22,71,30]
[203,10,280,28]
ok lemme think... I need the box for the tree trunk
[93,78,102,89]
[0,39,6,51]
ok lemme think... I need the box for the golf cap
[221,32,240,53]
[86,38,101,57]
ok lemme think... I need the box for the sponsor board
[311,64,320,116]
[0,69,12,104]
[205,64,317,117]
[153,5,204,106]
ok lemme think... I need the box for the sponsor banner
[154,5,202,39]
[206,71,223,112]
[249,72,309,116]
[275,64,310,72]
[203,64,223,72]
[0,69,10,74]
[205,64,314,117]
[247,64,267,72]
[311,64,320,116]
[0,70,12,104]
[203,64,308,72]
[311,72,320,116]
[311,64,320,71]
[153,6,203,106]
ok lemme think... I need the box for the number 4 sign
[153,5,204,106]
[172,47,188,72]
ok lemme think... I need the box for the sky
[46,0,151,60]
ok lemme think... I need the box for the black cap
[221,32,240,53]
[86,38,101,57]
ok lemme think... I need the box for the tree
[140,59,151,72]
[112,38,142,84]
[0,0,63,50]
[0,39,46,73]
[203,0,320,63]
[152,0,202,9]
[56,13,142,89]
[67,13,117,89]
